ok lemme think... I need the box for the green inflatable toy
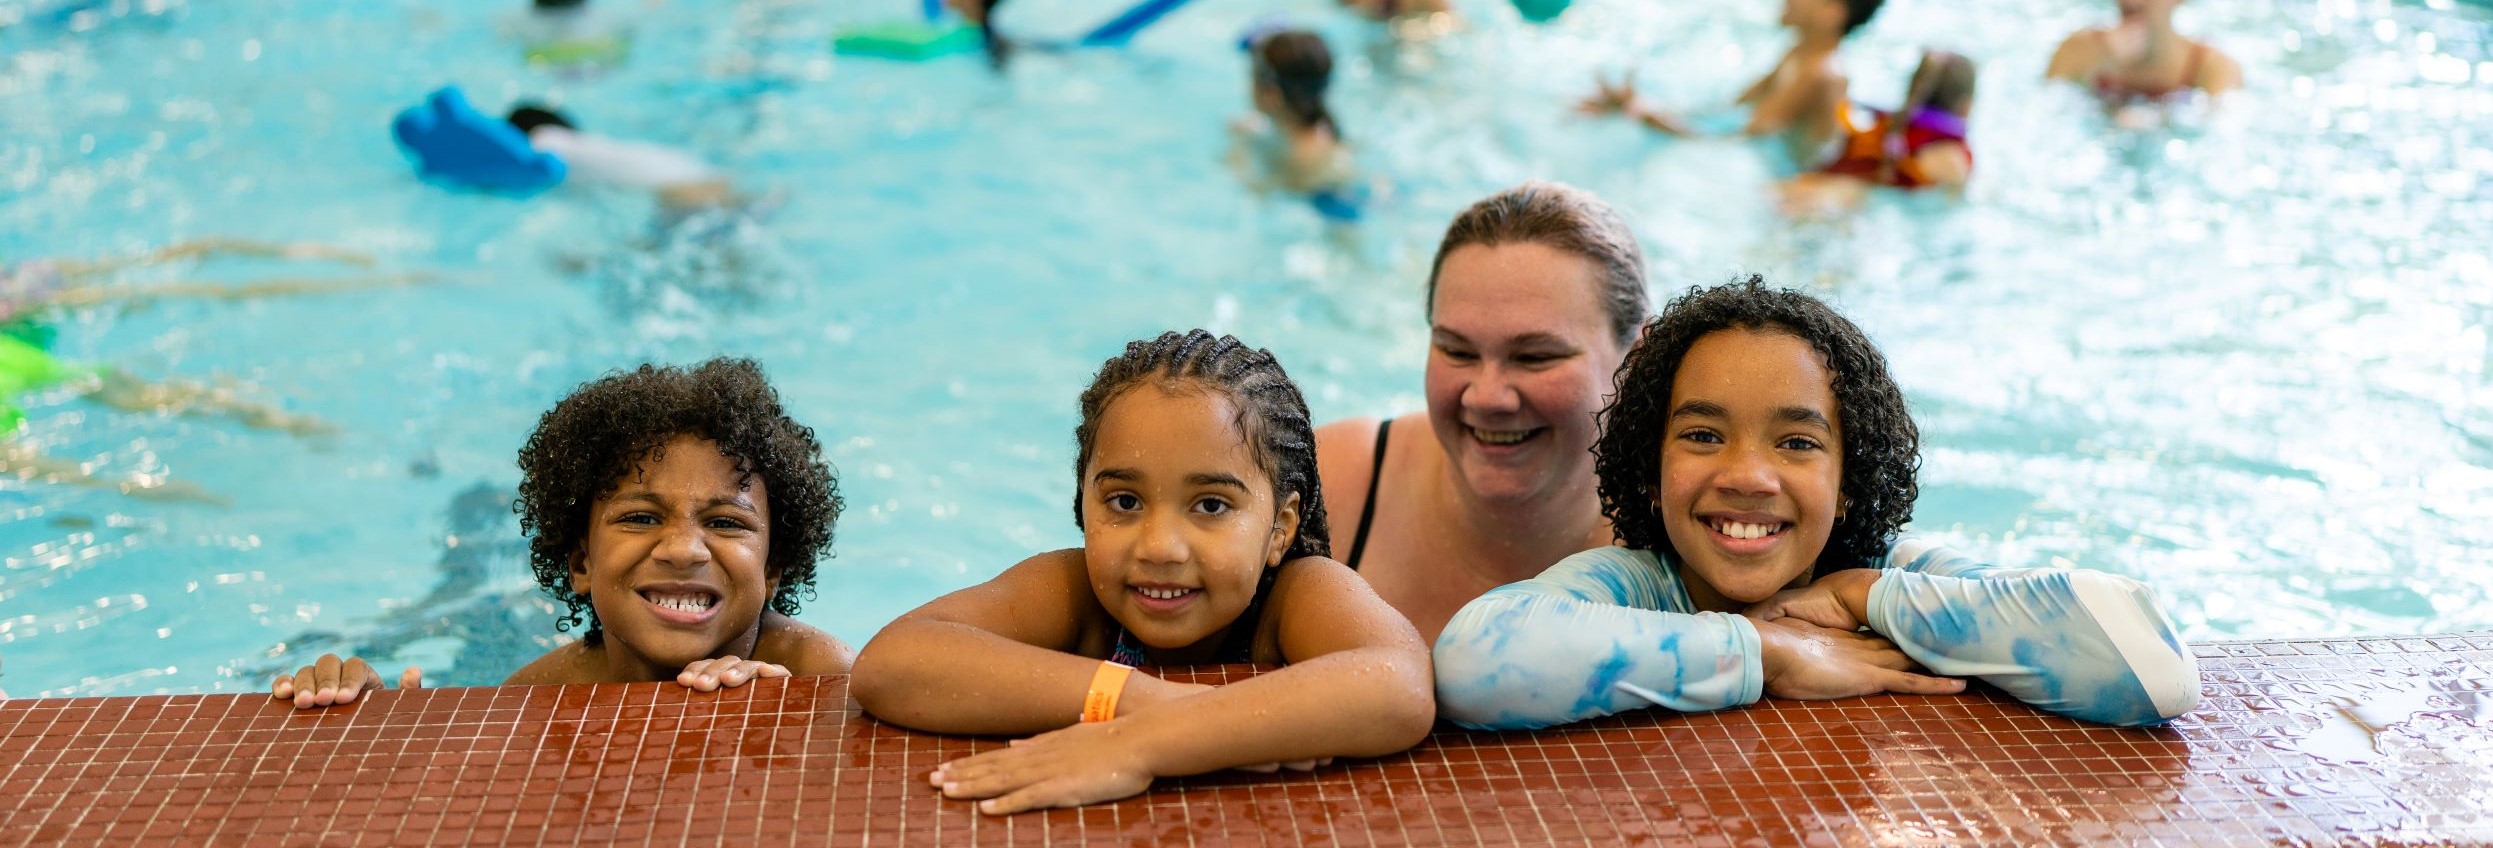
[833,20,981,61]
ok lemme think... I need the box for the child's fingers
[677,657,734,691]
[750,663,790,679]
[271,672,295,701]
[977,782,1077,816]
[936,757,1032,799]
[1234,762,1281,774]
[334,658,376,704]
[290,666,321,709]
[312,653,344,701]
[400,667,423,690]
[1879,669,1967,696]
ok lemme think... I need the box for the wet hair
[974,0,1013,70]
[1253,30,1340,139]
[1901,49,1977,115]
[1425,181,1651,348]
[1593,276,1919,577]
[1071,330,1330,561]
[1839,0,1884,35]
[515,358,841,646]
[505,103,576,135]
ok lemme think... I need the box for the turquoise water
[1,0,2487,697]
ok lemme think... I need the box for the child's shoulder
[503,639,600,685]
[1259,555,1371,626]
[756,612,856,675]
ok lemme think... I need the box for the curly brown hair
[514,358,841,645]
[1593,277,1919,576]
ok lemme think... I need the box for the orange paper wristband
[1081,661,1134,723]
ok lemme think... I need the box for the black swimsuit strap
[1343,418,1392,569]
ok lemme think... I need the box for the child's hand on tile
[929,721,1155,814]
[1753,618,1962,701]
[271,654,420,709]
[675,656,789,692]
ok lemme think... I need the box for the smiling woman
[1316,181,1649,644]
[1432,279,2201,730]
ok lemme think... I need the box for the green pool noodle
[833,20,980,61]
[524,35,631,66]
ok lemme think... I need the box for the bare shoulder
[1314,416,1384,525]
[1314,416,1384,481]
[504,640,597,685]
[2197,43,2243,93]
[2047,28,2112,78]
[1266,555,1424,660]
[756,612,856,675]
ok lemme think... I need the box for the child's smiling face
[1081,383,1299,661]
[571,433,777,679]
[1656,329,1846,611]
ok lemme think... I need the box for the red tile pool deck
[4,634,2489,846]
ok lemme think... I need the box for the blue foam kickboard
[391,86,567,195]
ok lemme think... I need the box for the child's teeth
[650,592,715,611]
[1715,521,1779,540]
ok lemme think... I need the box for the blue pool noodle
[1079,0,1195,47]
[391,86,567,195]
[922,0,942,21]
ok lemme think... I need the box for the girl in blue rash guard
[1433,278,2200,729]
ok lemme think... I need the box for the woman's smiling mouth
[1467,425,1545,447]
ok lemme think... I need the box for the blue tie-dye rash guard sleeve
[1865,536,2203,727]
[1433,547,1763,731]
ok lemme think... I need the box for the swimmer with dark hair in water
[1230,28,1356,197]
[504,103,739,212]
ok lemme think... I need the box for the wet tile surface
[3,634,2489,846]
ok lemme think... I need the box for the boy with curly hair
[274,357,851,707]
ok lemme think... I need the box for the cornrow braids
[1593,276,1919,577]
[1071,329,1332,560]
[515,358,841,646]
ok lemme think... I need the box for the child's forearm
[1435,585,1760,728]
[853,620,1142,735]
[1869,541,2201,726]
[1113,647,1435,777]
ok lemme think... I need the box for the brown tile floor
[4,634,2489,846]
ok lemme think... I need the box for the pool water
[1,0,2488,697]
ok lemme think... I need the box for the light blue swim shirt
[1433,537,2201,729]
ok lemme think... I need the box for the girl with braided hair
[853,330,1434,815]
